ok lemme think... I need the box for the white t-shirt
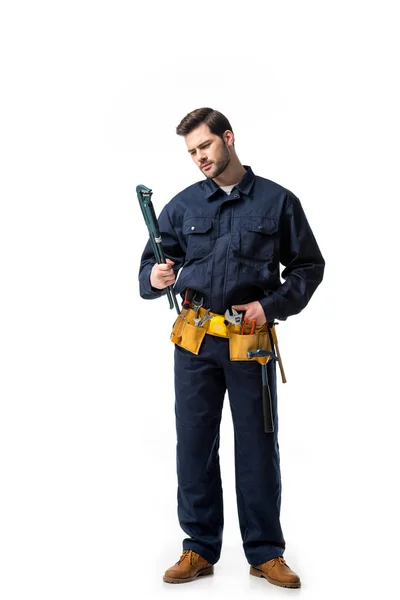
[220,184,239,195]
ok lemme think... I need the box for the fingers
[157,262,175,281]
[164,274,176,285]
[150,260,176,289]
[243,315,265,325]
[232,302,266,325]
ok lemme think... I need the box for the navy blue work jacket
[138,166,325,321]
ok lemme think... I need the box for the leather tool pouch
[170,311,206,355]
[171,308,275,366]
[229,328,272,365]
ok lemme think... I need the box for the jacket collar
[203,165,256,200]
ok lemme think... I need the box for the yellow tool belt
[170,307,286,380]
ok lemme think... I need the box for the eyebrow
[187,139,212,153]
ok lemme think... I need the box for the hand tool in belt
[194,307,227,335]
[136,184,180,315]
[191,291,204,315]
[181,288,193,317]
[194,308,212,327]
[269,322,287,383]
[240,317,257,335]
[247,349,278,434]
[225,307,244,325]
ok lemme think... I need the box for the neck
[213,156,246,187]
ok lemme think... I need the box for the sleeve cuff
[259,293,282,323]
[139,264,167,299]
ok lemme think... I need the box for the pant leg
[223,351,286,566]
[174,336,226,565]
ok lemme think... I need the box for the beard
[201,143,231,179]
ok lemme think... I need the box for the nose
[198,149,208,162]
[199,154,207,165]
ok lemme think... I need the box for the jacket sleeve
[259,193,325,321]
[138,204,186,300]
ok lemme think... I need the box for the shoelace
[177,549,196,566]
[265,556,288,572]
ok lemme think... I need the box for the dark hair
[176,107,233,138]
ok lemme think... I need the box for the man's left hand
[231,301,266,325]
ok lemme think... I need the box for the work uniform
[138,166,324,566]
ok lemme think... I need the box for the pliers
[240,317,257,335]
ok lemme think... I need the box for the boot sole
[163,565,214,584]
[250,566,301,588]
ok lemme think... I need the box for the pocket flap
[242,217,278,235]
[183,217,213,235]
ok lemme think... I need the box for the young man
[138,108,325,588]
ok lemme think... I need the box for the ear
[223,130,235,147]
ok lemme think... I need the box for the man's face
[185,123,232,179]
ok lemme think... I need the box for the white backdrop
[1,1,399,599]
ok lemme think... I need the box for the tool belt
[170,306,286,379]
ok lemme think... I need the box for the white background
[1,1,399,598]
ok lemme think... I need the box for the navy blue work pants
[174,334,285,567]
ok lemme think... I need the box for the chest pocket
[240,217,278,260]
[183,217,214,259]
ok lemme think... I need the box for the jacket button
[191,226,195,230]
[258,225,263,230]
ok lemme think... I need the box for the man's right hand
[150,258,176,290]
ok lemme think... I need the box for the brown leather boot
[163,549,214,584]
[250,556,301,588]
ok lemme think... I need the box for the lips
[202,163,212,170]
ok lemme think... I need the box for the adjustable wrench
[224,307,244,325]
[194,308,212,327]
